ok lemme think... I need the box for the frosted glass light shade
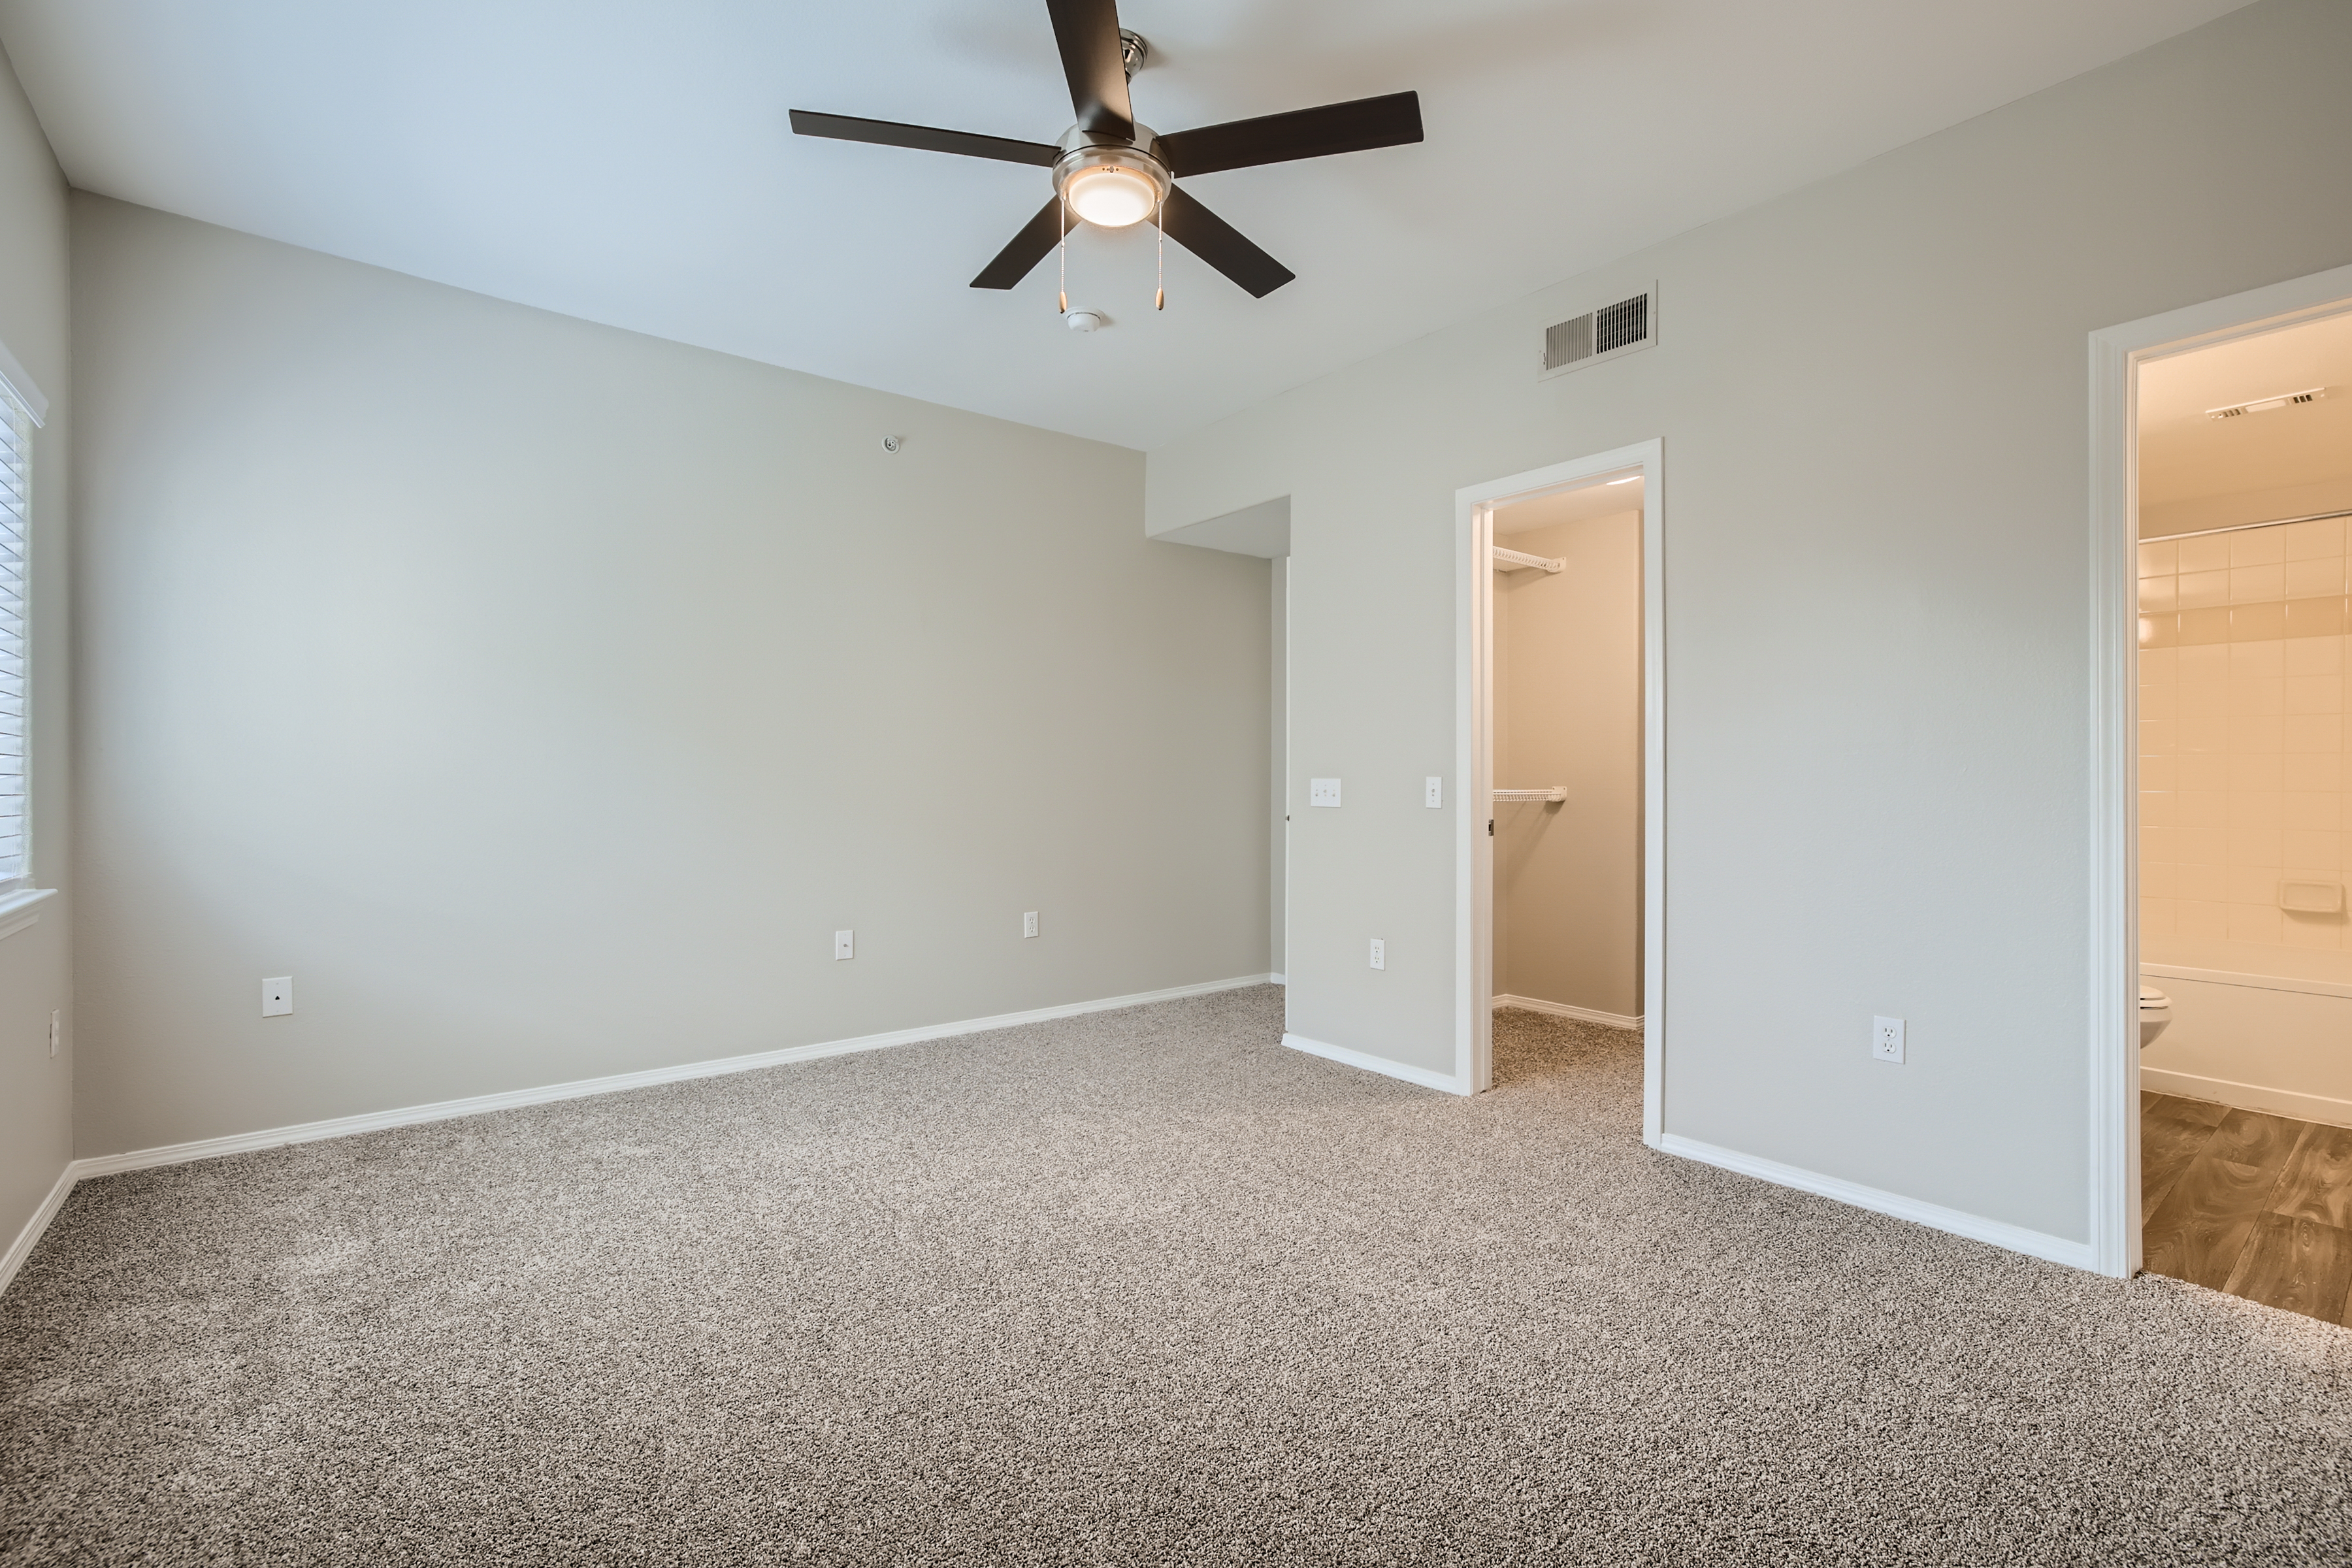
[1065,165,1159,227]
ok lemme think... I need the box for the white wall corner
[0,1164,76,1298]
[1282,1032,1469,1096]
[1654,1132,2096,1273]
[1147,495,1289,558]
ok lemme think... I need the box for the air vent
[2207,386,2326,419]
[1539,286,1656,380]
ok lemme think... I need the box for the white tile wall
[2140,517,2352,955]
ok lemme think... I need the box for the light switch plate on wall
[834,930,855,960]
[1310,778,1341,807]
[1426,777,1443,808]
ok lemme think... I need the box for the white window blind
[0,389,27,887]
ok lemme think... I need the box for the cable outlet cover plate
[263,977,293,1017]
[834,930,855,960]
[1872,1015,1904,1063]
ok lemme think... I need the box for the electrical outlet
[1022,911,1039,939]
[1425,776,1443,808]
[834,930,855,960]
[1872,1015,1904,1064]
[1310,777,1342,808]
[1369,938,1386,970]
[263,977,294,1017]
[48,1009,59,1058]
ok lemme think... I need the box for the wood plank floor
[2143,1092,2352,1324]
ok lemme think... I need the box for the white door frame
[2087,263,2352,1279]
[1456,438,1665,1136]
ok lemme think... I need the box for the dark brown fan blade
[1045,0,1134,137]
[791,110,1059,167]
[1154,91,1423,178]
[971,198,1068,289]
[1159,186,1294,298]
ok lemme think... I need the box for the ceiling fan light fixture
[1063,164,1161,227]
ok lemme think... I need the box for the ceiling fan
[789,0,1423,302]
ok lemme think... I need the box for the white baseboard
[1268,973,1286,985]
[0,1164,76,1298]
[0,973,1280,1296]
[1652,1132,2097,1273]
[1282,1032,1468,1096]
[2140,1066,2352,1130]
[1494,994,1642,1030]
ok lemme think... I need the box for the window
[0,386,27,890]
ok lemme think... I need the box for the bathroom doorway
[1456,442,1664,1134]
[2091,263,2352,1292]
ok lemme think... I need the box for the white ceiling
[0,0,2251,448]
[2140,308,2352,533]
[1495,472,1641,536]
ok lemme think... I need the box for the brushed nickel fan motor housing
[1052,122,1171,211]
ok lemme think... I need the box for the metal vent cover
[1539,286,1656,379]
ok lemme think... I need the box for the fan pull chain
[1058,190,1069,316]
[1154,199,1166,311]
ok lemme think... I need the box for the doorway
[2091,263,2352,1282]
[1456,442,1665,1137]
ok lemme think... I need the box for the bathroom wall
[2137,515,2351,979]
[2138,514,2352,1122]
[1492,508,1641,1022]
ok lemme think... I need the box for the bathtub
[2140,962,2352,1128]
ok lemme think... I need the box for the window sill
[0,887,59,943]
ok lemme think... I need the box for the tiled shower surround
[2139,515,2352,972]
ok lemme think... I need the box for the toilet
[2140,984,2172,1049]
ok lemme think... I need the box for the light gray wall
[1494,512,1641,1019]
[1270,555,1286,980]
[71,195,1270,1158]
[0,39,70,1266]
[1145,0,2352,1243]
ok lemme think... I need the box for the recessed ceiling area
[2139,307,2352,538]
[0,0,2253,447]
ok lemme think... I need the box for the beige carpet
[3,988,2347,1565]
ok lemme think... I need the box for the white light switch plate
[1425,777,1443,808]
[1872,1015,1904,1063]
[1022,911,1039,939]
[263,977,293,1017]
[1310,778,1342,808]
[834,930,855,960]
[1369,938,1385,970]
